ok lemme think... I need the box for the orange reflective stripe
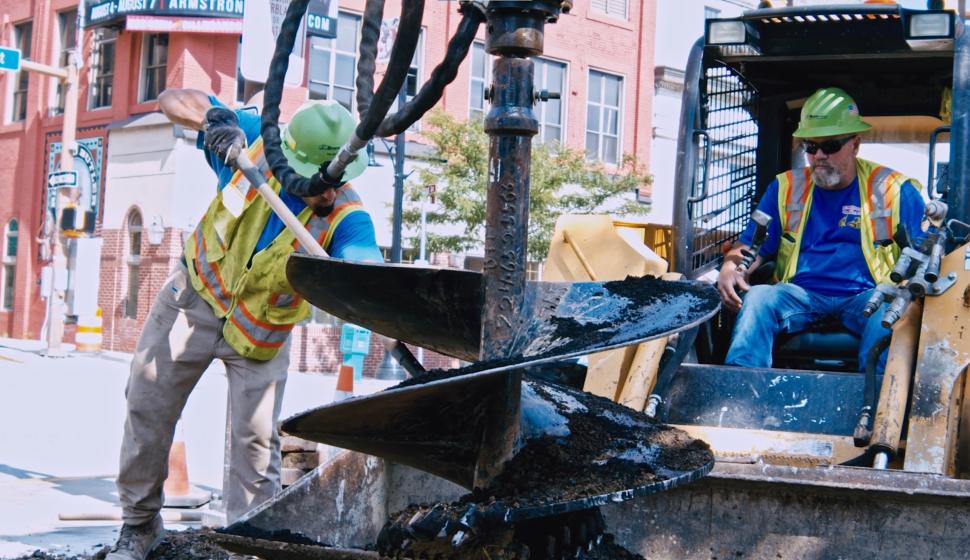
[227,301,293,349]
[237,300,292,332]
[227,314,288,349]
[782,170,795,219]
[194,232,231,313]
[322,203,363,249]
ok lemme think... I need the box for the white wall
[101,115,214,231]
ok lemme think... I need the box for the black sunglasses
[802,135,856,155]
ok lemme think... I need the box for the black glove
[307,161,345,195]
[203,107,247,165]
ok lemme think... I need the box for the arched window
[2,220,17,310]
[125,211,142,318]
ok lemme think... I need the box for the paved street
[0,338,392,558]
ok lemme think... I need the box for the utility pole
[377,86,411,379]
[20,51,79,356]
[390,86,407,264]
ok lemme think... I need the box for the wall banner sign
[86,0,245,28]
[125,14,243,33]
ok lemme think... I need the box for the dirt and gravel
[13,528,232,560]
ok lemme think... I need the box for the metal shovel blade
[285,255,720,363]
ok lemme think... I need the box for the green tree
[402,111,652,262]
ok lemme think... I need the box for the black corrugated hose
[354,0,385,119]
[374,6,485,137]
[348,0,424,148]
[260,0,314,196]
[260,0,424,196]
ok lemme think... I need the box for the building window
[140,34,168,102]
[2,220,17,311]
[534,57,566,145]
[705,6,722,20]
[89,28,117,109]
[586,70,623,164]
[51,10,78,116]
[125,212,142,319]
[7,22,32,122]
[469,43,489,119]
[308,12,361,112]
[591,0,627,20]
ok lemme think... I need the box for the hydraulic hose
[854,333,893,446]
[355,0,385,119]
[375,7,485,137]
[260,0,424,196]
[351,0,425,146]
[261,0,315,196]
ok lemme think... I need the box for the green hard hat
[792,87,872,139]
[281,100,367,182]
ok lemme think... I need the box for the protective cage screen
[688,64,759,276]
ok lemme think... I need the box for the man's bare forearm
[158,88,214,131]
[722,242,749,269]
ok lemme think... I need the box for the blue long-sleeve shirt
[196,97,382,261]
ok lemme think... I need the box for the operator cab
[657,3,961,466]
[678,4,953,370]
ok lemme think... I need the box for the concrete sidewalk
[0,339,393,559]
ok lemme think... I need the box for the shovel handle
[236,150,425,377]
[236,150,328,258]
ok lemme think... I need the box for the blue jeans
[725,283,890,373]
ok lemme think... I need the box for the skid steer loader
[590,3,970,558]
[213,2,970,559]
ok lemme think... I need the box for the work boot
[105,514,165,560]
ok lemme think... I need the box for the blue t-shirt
[196,97,382,260]
[738,175,925,297]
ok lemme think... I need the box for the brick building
[0,0,657,374]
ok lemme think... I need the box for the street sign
[0,47,21,72]
[47,171,78,212]
[48,170,78,189]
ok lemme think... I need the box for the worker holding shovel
[106,89,382,560]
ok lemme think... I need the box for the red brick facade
[0,0,655,374]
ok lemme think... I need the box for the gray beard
[812,166,842,189]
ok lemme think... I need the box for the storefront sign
[86,0,245,28]
[306,0,338,39]
[125,14,243,33]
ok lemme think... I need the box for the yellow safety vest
[184,137,366,360]
[774,158,920,285]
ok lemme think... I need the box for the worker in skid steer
[105,89,383,560]
[716,87,925,374]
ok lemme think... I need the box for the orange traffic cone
[163,420,211,508]
[334,364,355,401]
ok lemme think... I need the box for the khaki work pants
[117,263,290,525]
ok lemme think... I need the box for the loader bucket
[214,371,713,560]
[285,255,719,364]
